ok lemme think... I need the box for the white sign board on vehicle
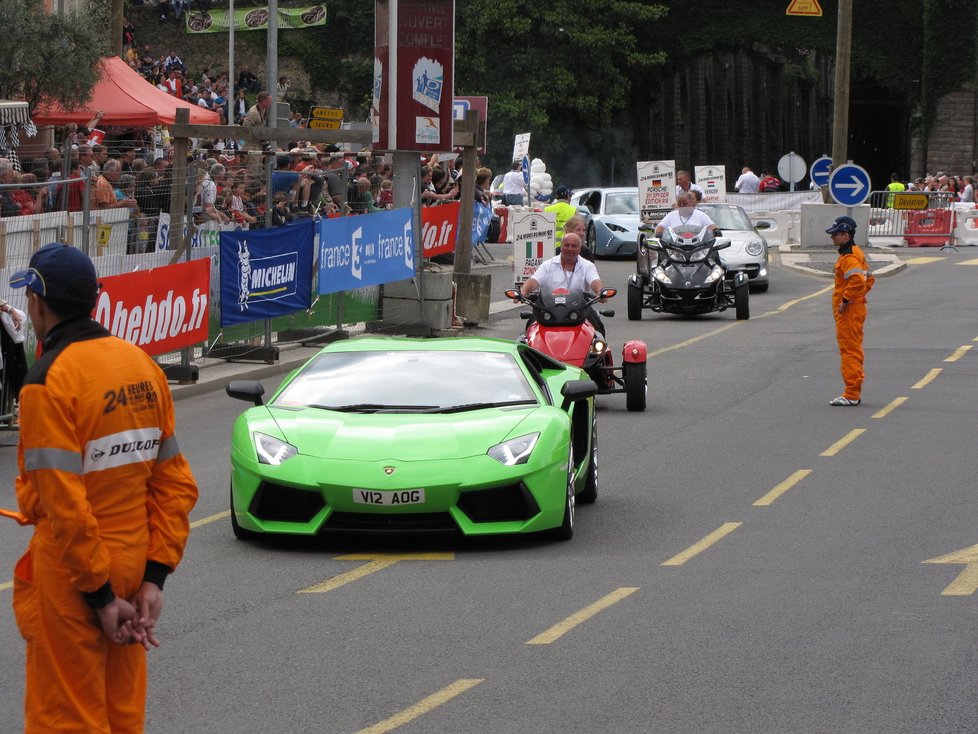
[512,133,531,163]
[636,160,676,221]
[695,165,726,203]
[512,210,556,286]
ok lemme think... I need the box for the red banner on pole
[421,201,460,257]
[372,0,455,152]
[93,259,211,356]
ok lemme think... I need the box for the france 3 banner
[219,219,315,327]
[93,258,210,357]
[318,207,414,294]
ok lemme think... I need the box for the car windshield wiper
[307,403,438,413]
[422,400,537,414]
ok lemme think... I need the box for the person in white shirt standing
[734,166,760,193]
[501,160,527,206]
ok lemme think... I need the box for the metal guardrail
[867,190,958,251]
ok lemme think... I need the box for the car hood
[595,214,641,233]
[261,405,539,461]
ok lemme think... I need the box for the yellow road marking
[820,429,866,457]
[753,469,812,506]
[873,397,908,419]
[298,553,454,594]
[354,678,484,734]
[923,543,978,596]
[775,284,833,312]
[650,284,832,357]
[190,510,230,529]
[662,522,743,566]
[0,581,11,592]
[912,368,942,389]
[527,587,639,645]
[957,258,978,265]
[945,345,971,362]
[905,256,946,264]
[650,322,740,357]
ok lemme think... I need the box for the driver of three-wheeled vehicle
[516,232,607,336]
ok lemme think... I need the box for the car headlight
[254,432,298,465]
[703,264,724,285]
[605,222,627,233]
[590,339,607,355]
[487,433,539,466]
[745,237,764,256]
[652,266,673,284]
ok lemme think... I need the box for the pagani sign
[372,0,455,153]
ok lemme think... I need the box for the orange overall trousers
[832,245,874,401]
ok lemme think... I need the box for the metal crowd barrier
[866,190,962,250]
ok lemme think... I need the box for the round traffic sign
[809,156,833,187]
[521,155,531,187]
[828,163,872,207]
[777,152,807,183]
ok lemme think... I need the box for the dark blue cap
[555,185,572,198]
[825,215,857,234]
[9,243,100,307]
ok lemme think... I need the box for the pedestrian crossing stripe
[525,241,545,258]
[905,256,945,264]
[957,258,978,265]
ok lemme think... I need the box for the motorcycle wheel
[577,413,598,504]
[627,281,643,321]
[624,361,647,412]
[735,283,750,320]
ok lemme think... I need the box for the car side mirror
[754,220,771,230]
[227,380,265,406]
[559,379,599,411]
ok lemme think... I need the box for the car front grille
[249,481,326,523]
[457,483,540,523]
[323,512,457,533]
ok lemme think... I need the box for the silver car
[698,203,770,292]
[570,187,642,257]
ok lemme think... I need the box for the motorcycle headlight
[745,237,764,256]
[689,248,709,262]
[667,247,686,262]
[254,432,298,465]
[703,264,724,285]
[487,433,539,466]
[590,339,607,355]
[606,222,627,233]
[652,266,673,284]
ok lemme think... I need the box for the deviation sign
[923,543,978,596]
[786,0,822,15]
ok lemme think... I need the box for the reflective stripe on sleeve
[25,448,84,474]
[157,436,181,462]
[843,268,868,279]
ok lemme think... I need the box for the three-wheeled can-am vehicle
[505,287,648,412]
[627,224,750,320]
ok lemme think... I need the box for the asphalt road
[2,251,978,733]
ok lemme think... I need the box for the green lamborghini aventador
[226,336,599,541]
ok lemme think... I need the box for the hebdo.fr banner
[93,258,211,356]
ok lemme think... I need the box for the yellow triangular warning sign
[786,0,822,16]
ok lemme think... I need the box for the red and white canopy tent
[32,56,220,128]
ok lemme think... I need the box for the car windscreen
[700,206,753,230]
[605,192,639,215]
[273,349,538,410]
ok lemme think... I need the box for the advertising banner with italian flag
[511,210,556,286]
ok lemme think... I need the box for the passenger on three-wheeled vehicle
[628,220,750,321]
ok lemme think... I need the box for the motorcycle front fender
[622,339,647,363]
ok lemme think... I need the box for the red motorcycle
[505,287,648,411]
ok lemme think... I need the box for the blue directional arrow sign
[809,156,832,187]
[828,163,872,206]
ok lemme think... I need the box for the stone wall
[912,83,978,176]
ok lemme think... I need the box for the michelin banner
[318,208,414,294]
[185,5,327,34]
[219,220,314,327]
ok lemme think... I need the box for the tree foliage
[0,0,109,115]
